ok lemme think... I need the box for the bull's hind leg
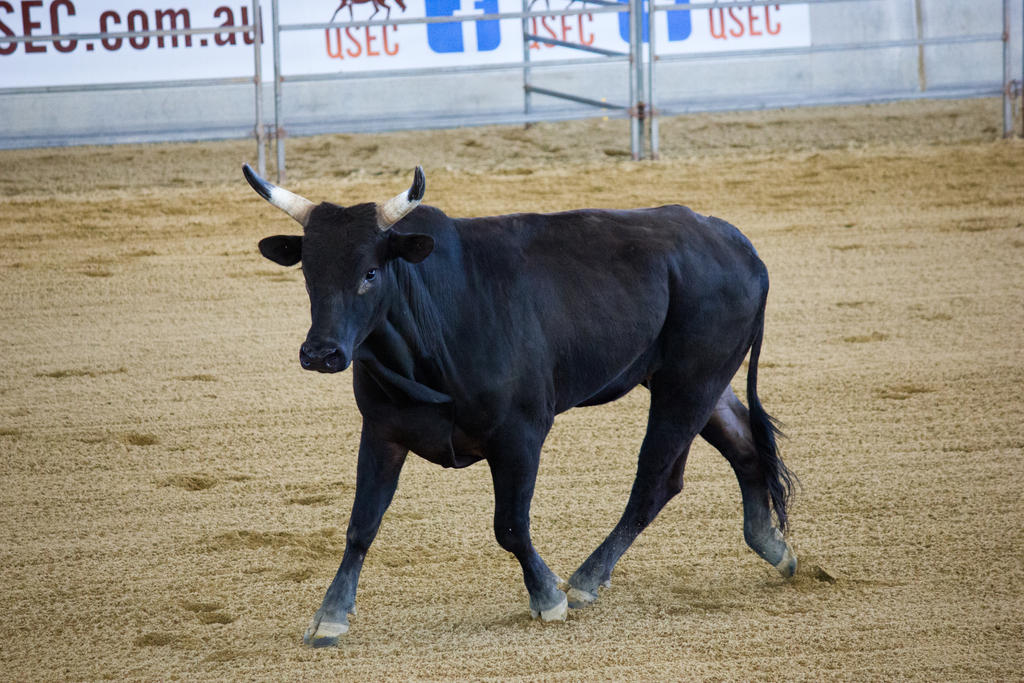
[701,386,796,577]
[566,390,703,608]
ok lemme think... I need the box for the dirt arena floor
[1,98,1022,680]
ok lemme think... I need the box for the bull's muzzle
[299,342,349,374]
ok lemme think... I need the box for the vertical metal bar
[522,0,532,124]
[913,0,926,92]
[252,0,265,177]
[1003,0,1012,137]
[628,0,640,159]
[647,0,658,160]
[272,0,286,183]
[635,0,646,159]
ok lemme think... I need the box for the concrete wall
[0,0,1019,149]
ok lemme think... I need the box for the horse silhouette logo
[330,0,408,22]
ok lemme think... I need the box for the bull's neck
[360,228,462,395]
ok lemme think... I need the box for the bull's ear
[388,231,434,264]
[259,235,302,266]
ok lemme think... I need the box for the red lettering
[99,10,120,50]
[708,8,725,40]
[241,6,260,45]
[50,0,75,53]
[0,2,273,57]
[127,9,148,50]
[542,16,557,43]
[344,26,360,57]
[364,26,378,56]
[530,12,595,49]
[578,13,593,46]
[325,25,399,60]
[382,24,397,56]
[727,7,743,37]
[325,27,341,59]
[154,8,190,48]
[712,5,782,41]
[21,0,44,53]
[747,6,761,36]
[214,6,236,46]
[0,1,16,56]
[766,4,781,35]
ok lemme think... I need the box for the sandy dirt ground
[1,98,1022,680]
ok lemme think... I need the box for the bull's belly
[558,344,657,412]
[411,442,483,469]
[364,405,484,469]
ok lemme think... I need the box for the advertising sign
[0,1,266,86]
[0,1,810,87]
[281,1,811,73]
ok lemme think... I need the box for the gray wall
[0,0,1019,149]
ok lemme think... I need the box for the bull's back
[451,206,764,410]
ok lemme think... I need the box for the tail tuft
[746,309,798,534]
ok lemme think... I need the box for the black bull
[244,164,797,647]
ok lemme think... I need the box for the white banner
[0,2,267,86]
[0,1,809,87]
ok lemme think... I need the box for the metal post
[272,0,286,182]
[1003,0,1013,137]
[647,0,658,160]
[522,0,532,124]
[252,0,265,177]
[913,0,926,92]
[628,0,642,159]
[635,0,646,159]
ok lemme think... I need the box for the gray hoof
[566,586,598,609]
[530,592,568,622]
[774,542,798,578]
[566,576,609,608]
[303,612,349,648]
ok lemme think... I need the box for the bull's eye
[357,268,378,295]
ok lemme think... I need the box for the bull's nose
[322,351,343,371]
[299,344,316,369]
[299,343,348,373]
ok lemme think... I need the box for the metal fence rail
[264,0,1020,172]
[0,1,266,171]
[268,0,647,180]
[640,0,1017,159]
[0,0,1019,164]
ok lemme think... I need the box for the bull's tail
[746,304,797,534]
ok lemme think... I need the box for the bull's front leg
[303,429,407,647]
[486,428,567,622]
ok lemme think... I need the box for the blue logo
[425,0,501,52]
[617,0,691,43]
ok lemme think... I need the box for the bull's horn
[243,163,315,227]
[376,166,425,231]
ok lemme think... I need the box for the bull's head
[244,164,434,373]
